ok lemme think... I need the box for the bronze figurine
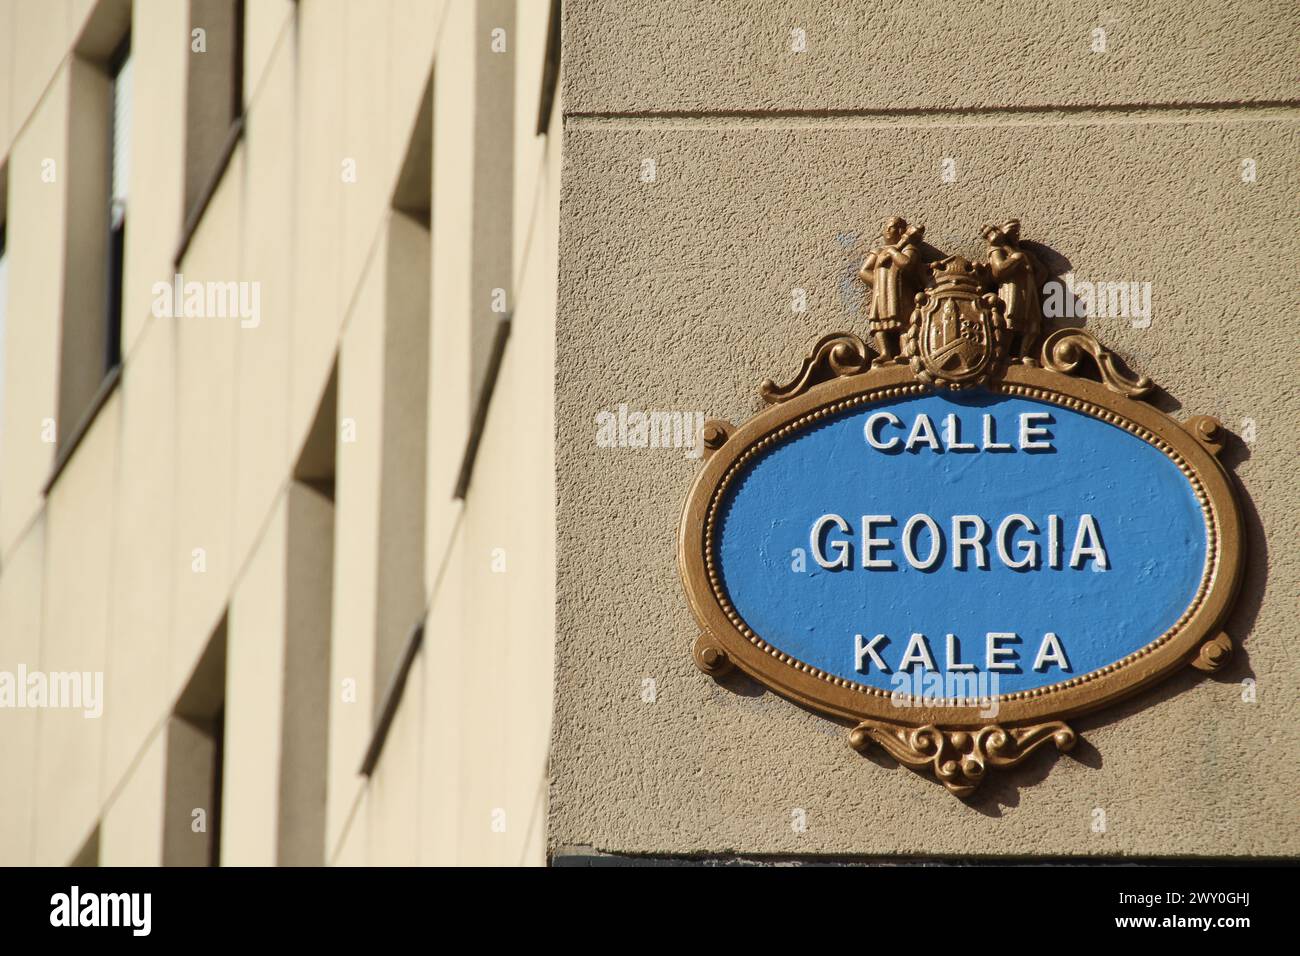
[858,216,925,367]
[982,219,1043,365]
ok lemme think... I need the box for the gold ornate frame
[679,331,1245,796]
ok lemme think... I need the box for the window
[105,40,131,374]
[0,197,9,474]
[182,0,245,232]
[70,825,100,867]
[165,618,227,866]
[280,366,337,864]
[377,78,432,703]
[358,78,434,780]
[50,20,132,471]
[469,0,515,407]
[536,0,561,135]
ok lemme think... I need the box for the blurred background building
[0,0,558,865]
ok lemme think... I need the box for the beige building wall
[550,1,1299,857]
[0,0,558,867]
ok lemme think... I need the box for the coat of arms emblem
[903,255,1005,389]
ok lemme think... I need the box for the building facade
[0,0,558,866]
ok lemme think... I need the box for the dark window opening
[70,825,101,867]
[45,12,132,486]
[183,0,247,227]
[166,617,227,867]
[537,0,561,135]
[283,363,337,865]
[231,0,245,121]
[105,36,130,375]
[0,200,9,464]
[208,703,225,867]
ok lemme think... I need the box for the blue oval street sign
[716,390,1208,697]
[680,319,1244,797]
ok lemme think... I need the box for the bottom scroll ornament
[848,721,1077,798]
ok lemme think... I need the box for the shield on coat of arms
[904,255,1006,388]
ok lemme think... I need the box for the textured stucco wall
[551,0,1299,857]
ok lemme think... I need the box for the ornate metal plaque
[679,218,1244,797]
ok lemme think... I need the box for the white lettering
[946,633,975,671]
[855,634,889,673]
[811,514,851,570]
[983,413,1012,450]
[1033,632,1071,671]
[905,414,941,451]
[862,412,1054,452]
[898,633,937,672]
[944,414,975,450]
[805,514,1106,573]
[861,515,896,569]
[902,514,942,570]
[987,632,1018,671]
[1019,412,1053,450]
[1070,513,1109,569]
[996,514,1038,569]
[864,412,901,450]
[952,515,988,569]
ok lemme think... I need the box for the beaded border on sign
[701,381,1218,704]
